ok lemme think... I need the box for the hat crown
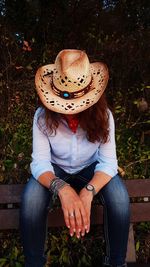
[53,49,91,91]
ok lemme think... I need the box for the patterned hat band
[51,78,93,99]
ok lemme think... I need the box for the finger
[80,205,90,233]
[85,206,91,233]
[81,225,85,237]
[81,206,89,226]
[69,227,75,237]
[63,209,71,229]
[74,209,82,238]
[74,209,82,228]
[68,211,76,235]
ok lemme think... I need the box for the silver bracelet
[49,177,70,200]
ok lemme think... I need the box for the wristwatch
[85,184,96,196]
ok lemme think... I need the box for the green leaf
[14,246,19,258]
[4,159,13,170]
[15,262,23,267]
[0,258,7,267]
[136,240,140,251]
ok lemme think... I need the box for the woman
[20,49,130,267]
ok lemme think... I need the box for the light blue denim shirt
[30,107,118,180]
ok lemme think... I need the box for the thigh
[21,176,52,216]
[68,161,98,191]
[52,161,98,191]
[77,161,98,181]
[98,174,130,213]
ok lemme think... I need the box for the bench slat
[131,202,150,222]
[0,203,150,230]
[124,179,150,197]
[0,184,24,203]
[0,179,150,204]
[0,209,19,229]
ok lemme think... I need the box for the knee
[113,183,129,206]
[114,189,130,216]
[104,193,130,220]
[101,175,130,214]
[106,192,129,212]
[21,177,50,218]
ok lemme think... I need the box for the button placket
[71,134,78,163]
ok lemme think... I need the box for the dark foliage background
[0,0,150,266]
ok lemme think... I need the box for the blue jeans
[20,162,130,267]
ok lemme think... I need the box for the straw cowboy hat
[35,49,109,114]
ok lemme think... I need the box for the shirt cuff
[94,162,118,177]
[30,162,54,180]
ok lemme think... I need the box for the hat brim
[35,62,109,114]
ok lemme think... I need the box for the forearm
[38,171,56,189]
[89,171,112,194]
[38,172,88,238]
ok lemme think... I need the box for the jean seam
[61,175,70,182]
[77,175,89,184]
[100,194,111,262]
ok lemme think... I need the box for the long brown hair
[37,93,110,143]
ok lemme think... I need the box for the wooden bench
[0,179,150,264]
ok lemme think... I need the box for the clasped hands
[58,185,93,239]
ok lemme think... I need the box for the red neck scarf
[64,116,79,133]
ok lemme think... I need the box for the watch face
[86,184,94,191]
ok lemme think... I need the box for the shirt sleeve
[94,110,118,177]
[30,108,54,180]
